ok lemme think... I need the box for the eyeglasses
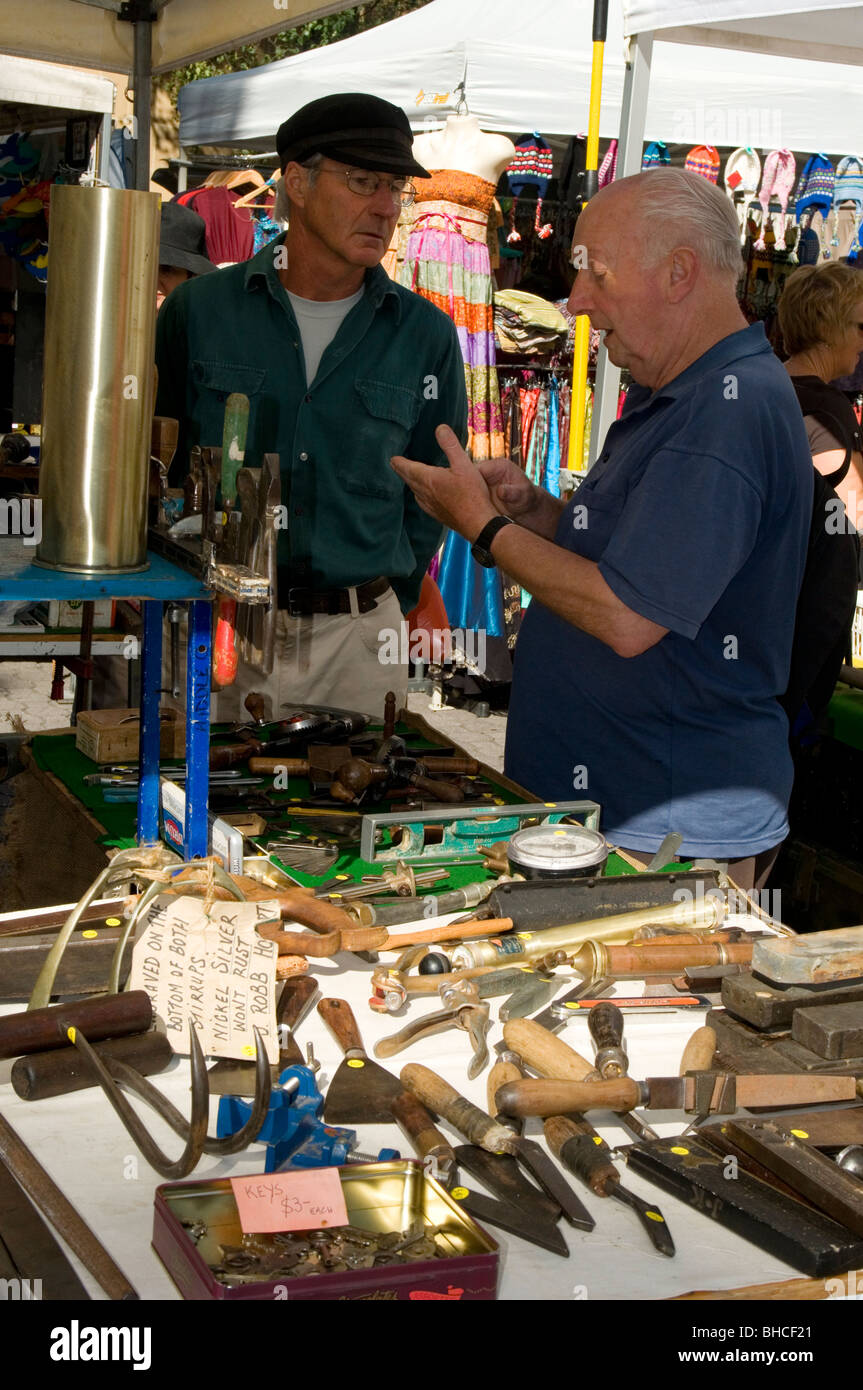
[319,167,417,207]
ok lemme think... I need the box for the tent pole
[588,30,654,467]
[566,0,607,471]
[132,16,153,191]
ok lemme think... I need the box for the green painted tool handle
[221,392,249,506]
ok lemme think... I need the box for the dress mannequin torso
[412,115,515,184]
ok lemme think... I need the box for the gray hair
[626,168,744,280]
[273,153,324,222]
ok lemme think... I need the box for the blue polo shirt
[505,323,814,858]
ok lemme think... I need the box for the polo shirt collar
[244,233,401,320]
[626,322,769,415]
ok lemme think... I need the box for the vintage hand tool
[0,990,154,1060]
[0,1157,91,1300]
[452,906,731,970]
[0,1111,138,1299]
[494,1070,858,1119]
[724,1118,863,1238]
[360,800,602,864]
[218,1064,356,1172]
[12,1029,173,1101]
[319,999,403,1123]
[390,1091,457,1187]
[346,878,494,927]
[325,864,450,902]
[400,1062,595,1231]
[68,1022,271,1179]
[374,981,491,1080]
[151,416,179,526]
[587,1001,660,1143]
[207,975,319,1097]
[624,1133,863,1278]
[543,1115,675,1256]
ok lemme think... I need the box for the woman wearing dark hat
[157,202,215,310]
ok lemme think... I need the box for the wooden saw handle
[318,998,366,1056]
[495,1076,640,1119]
[391,1091,456,1170]
[400,1063,515,1153]
[680,1025,717,1075]
[503,1017,597,1081]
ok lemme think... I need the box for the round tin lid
[507,824,607,871]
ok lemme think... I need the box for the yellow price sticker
[347,1059,365,1069]
[105,917,122,927]
[790,1129,810,1139]
[670,1146,689,1155]
[450,1187,469,1200]
[82,930,98,939]
[645,1211,665,1223]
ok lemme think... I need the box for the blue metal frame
[1,543,211,861]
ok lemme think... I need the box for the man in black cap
[157,202,215,310]
[156,94,467,718]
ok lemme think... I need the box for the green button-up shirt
[155,234,468,612]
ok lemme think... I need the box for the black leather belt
[277,573,390,617]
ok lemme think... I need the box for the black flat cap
[276,93,429,178]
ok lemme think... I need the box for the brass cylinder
[451,898,725,968]
[35,186,160,573]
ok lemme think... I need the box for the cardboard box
[47,599,116,630]
[75,708,185,764]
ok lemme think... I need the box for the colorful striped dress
[399,170,507,648]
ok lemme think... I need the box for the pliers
[373,981,491,1080]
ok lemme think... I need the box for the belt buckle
[286,587,313,617]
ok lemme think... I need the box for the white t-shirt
[286,286,365,386]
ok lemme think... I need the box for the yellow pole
[567,18,608,470]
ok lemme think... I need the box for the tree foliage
[160,1,433,103]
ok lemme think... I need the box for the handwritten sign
[231,1168,349,1234]
[129,894,279,1062]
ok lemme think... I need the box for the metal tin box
[153,1161,499,1301]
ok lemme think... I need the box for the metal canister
[35,185,160,574]
[507,824,608,879]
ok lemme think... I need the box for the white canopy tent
[0,0,361,187]
[587,2,863,460]
[177,0,863,151]
[0,54,115,178]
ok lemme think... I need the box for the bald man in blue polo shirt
[393,170,814,890]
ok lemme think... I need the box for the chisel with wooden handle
[543,1114,675,1256]
[494,1072,858,1119]
[400,1062,595,1231]
[390,1091,457,1186]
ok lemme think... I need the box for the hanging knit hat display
[833,155,863,213]
[598,139,618,188]
[507,133,553,198]
[684,145,720,183]
[724,146,761,200]
[794,153,835,222]
[755,148,796,248]
[559,134,586,211]
[641,141,670,170]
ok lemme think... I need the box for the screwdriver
[501,1019,674,1256]
[588,1001,659,1144]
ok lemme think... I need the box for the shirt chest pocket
[563,485,628,562]
[190,361,267,446]
[340,378,423,498]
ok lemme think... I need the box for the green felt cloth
[27,728,667,882]
[828,686,863,753]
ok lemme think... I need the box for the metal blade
[0,1159,91,1300]
[512,1139,596,1231]
[323,1056,403,1124]
[449,1186,570,1257]
[453,1144,560,1226]
[608,1180,676,1256]
[532,976,615,1033]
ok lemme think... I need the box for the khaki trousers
[166,587,409,724]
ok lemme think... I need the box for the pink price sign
[231,1167,349,1234]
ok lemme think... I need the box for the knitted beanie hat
[508,133,554,197]
[758,148,796,221]
[795,153,835,222]
[598,138,618,188]
[833,155,863,212]
[641,140,670,170]
[724,146,761,200]
[684,145,720,183]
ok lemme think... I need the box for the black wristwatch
[471,516,514,568]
